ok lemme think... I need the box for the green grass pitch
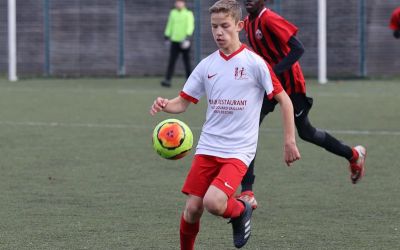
[0,77,399,249]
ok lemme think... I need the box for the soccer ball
[152,119,193,160]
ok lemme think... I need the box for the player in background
[161,0,195,87]
[150,1,300,248]
[389,7,400,39]
[238,0,367,209]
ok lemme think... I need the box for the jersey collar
[258,7,267,18]
[219,44,246,61]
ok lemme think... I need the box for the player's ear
[237,20,244,31]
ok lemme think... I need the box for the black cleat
[160,80,171,87]
[228,200,253,248]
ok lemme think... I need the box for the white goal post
[8,0,17,82]
[318,0,327,84]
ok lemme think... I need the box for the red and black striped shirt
[244,8,306,95]
[389,7,400,30]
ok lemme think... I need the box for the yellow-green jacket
[164,7,194,42]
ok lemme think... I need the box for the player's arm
[273,36,305,75]
[150,96,191,116]
[273,91,301,166]
[164,11,173,41]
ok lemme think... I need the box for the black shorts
[261,93,313,117]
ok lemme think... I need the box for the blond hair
[209,0,242,23]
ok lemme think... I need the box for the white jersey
[180,44,282,166]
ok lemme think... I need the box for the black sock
[320,131,353,160]
[241,183,253,192]
[241,164,255,192]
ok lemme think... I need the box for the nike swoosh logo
[224,181,234,190]
[295,109,304,117]
[208,73,217,79]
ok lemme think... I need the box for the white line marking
[0,87,164,95]
[0,121,137,129]
[0,121,399,136]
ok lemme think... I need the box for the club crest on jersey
[255,29,263,40]
[234,67,248,80]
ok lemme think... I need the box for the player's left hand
[180,39,191,50]
[283,142,301,166]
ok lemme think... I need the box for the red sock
[222,198,245,219]
[180,214,200,250]
[350,148,359,163]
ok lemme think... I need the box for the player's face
[211,12,244,53]
[175,1,185,10]
[243,0,264,15]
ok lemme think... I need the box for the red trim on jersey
[219,44,246,61]
[389,7,400,30]
[245,47,284,99]
[266,87,283,100]
[180,91,198,104]
[266,62,284,99]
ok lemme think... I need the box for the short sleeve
[254,56,283,100]
[181,60,206,103]
[264,10,298,44]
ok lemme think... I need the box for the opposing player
[150,1,300,248]
[389,7,400,39]
[238,0,367,209]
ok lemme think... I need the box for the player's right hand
[150,97,169,116]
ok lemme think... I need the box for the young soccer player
[238,0,367,209]
[150,0,300,248]
[389,7,400,39]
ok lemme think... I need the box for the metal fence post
[43,0,51,76]
[359,0,367,77]
[118,0,126,76]
[194,0,201,64]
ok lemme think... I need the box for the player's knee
[184,200,203,221]
[298,125,326,145]
[203,195,225,216]
[297,127,314,142]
